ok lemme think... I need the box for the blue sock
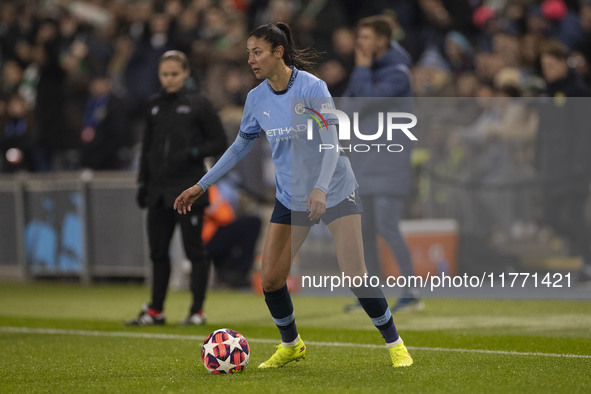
[264,284,299,343]
[350,287,400,343]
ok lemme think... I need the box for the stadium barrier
[0,171,149,283]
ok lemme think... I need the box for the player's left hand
[307,188,326,221]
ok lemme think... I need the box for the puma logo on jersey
[346,190,356,204]
[264,109,271,118]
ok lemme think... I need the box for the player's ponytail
[274,22,294,57]
[249,22,318,71]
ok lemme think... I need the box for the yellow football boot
[389,342,413,367]
[258,338,306,368]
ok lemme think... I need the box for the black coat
[138,88,227,208]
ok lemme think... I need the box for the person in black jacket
[126,50,227,326]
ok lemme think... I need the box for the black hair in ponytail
[249,22,318,71]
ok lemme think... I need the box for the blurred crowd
[0,0,590,174]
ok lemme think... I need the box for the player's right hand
[174,184,204,214]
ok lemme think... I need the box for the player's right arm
[175,91,261,214]
[174,134,256,214]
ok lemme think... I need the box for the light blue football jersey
[239,68,357,211]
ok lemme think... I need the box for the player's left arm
[307,80,340,220]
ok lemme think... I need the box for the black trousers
[147,203,209,314]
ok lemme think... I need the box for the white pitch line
[1,326,590,359]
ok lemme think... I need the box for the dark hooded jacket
[344,42,414,197]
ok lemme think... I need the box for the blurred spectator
[317,59,349,96]
[316,27,355,96]
[251,0,298,29]
[174,3,200,54]
[343,15,422,312]
[206,63,252,109]
[540,0,583,50]
[455,72,480,97]
[569,50,591,86]
[540,38,590,96]
[60,31,95,170]
[344,16,412,97]
[124,12,175,116]
[493,32,521,68]
[106,35,134,99]
[295,0,348,55]
[518,32,547,94]
[79,74,132,170]
[455,81,538,240]
[444,30,474,76]
[418,0,452,33]
[493,67,524,93]
[1,59,22,99]
[30,36,71,171]
[578,0,591,77]
[475,51,506,85]
[412,46,454,96]
[125,1,152,43]
[520,32,541,72]
[451,72,485,126]
[473,5,498,51]
[0,94,35,173]
[331,27,355,69]
[85,19,118,79]
[12,39,34,67]
[535,38,591,281]
[0,2,21,60]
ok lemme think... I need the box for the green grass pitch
[0,281,590,393]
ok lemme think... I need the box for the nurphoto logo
[304,107,418,153]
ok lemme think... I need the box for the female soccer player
[174,22,413,368]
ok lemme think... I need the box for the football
[201,328,250,374]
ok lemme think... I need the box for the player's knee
[340,261,367,279]
[261,276,285,292]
